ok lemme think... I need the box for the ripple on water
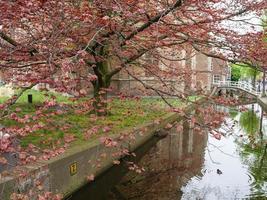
[181,183,256,200]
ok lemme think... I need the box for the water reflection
[108,121,207,200]
[234,104,267,198]
[68,121,208,200]
[110,103,267,199]
[67,136,162,200]
[239,109,260,135]
[181,104,267,199]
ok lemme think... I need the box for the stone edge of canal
[257,97,267,112]
[0,100,202,200]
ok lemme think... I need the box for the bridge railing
[213,80,261,96]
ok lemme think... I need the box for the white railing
[213,81,261,96]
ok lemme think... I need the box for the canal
[67,103,267,200]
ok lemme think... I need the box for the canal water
[68,103,267,200]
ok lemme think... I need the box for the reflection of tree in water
[109,121,208,200]
[229,108,238,119]
[239,143,267,197]
[239,109,260,135]
[238,108,267,197]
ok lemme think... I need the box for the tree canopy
[231,63,262,82]
[0,0,266,99]
[0,1,267,198]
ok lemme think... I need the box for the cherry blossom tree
[0,0,266,104]
[0,1,266,199]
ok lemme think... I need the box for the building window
[143,52,159,77]
[213,74,221,84]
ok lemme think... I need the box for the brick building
[110,50,230,96]
[192,52,230,91]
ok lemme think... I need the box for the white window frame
[213,74,221,84]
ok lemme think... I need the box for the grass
[0,96,8,104]
[0,90,185,149]
[188,95,203,102]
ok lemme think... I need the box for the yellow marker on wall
[69,162,77,176]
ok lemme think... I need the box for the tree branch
[0,61,47,69]
[0,31,18,46]
[122,0,183,45]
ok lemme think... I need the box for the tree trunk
[252,70,256,88]
[262,70,266,97]
[92,61,112,116]
[260,108,263,139]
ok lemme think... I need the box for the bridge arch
[212,81,261,97]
